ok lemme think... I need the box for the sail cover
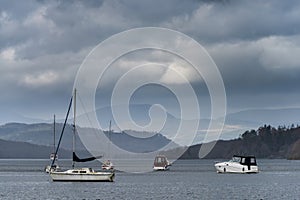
[72,152,102,162]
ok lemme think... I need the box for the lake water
[0,159,299,199]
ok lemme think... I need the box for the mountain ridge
[0,122,178,155]
[0,123,299,159]
[178,125,300,160]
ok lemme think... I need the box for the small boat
[102,121,114,171]
[49,89,115,182]
[214,155,259,173]
[45,115,59,173]
[50,153,58,161]
[153,155,171,171]
[102,160,114,170]
[45,164,59,173]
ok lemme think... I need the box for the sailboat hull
[50,168,115,182]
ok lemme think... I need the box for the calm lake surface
[0,159,299,199]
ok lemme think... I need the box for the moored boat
[49,89,115,182]
[50,167,114,182]
[45,115,59,173]
[45,164,59,173]
[102,160,114,170]
[153,155,171,171]
[214,155,259,173]
[102,121,114,171]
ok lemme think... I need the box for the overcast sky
[1,0,300,125]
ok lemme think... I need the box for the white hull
[102,160,114,170]
[50,168,114,182]
[215,162,259,173]
[45,165,59,173]
[102,166,114,170]
[153,166,170,171]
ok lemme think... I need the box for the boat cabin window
[231,157,241,162]
[156,157,166,163]
[72,171,79,173]
[241,158,245,163]
[240,157,257,165]
[80,171,86,173]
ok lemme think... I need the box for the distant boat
[45,115,59,173]
[50,153,58,161]
[102,160,114,170]
[49,89,115,182]
[214,155,259,173]
[153,155,171,171]
[45,163,59,173]
[102,120,114,171]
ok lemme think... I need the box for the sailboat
[49,89,115,182]
[45,115,59,173]
[102,120,114,171]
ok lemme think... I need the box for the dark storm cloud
[0,0,300,123]
[165,0,300,44]
[208,36,300,93]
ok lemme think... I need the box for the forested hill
[180,125,300,160]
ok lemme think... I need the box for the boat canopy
[232,155,257,166]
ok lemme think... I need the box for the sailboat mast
[50,95,73,169]
[53,114,56,154]
[109,120,111,159]
[72,89,76,168]
[109,120,111,135]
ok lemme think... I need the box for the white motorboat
[102,160,114,170]
[50,168,114,182]
[153,155,171,171]
[45,164,59,173]
[214,155,259,173]
[49,89,115,182]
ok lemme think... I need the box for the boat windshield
[230,156,241,163]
